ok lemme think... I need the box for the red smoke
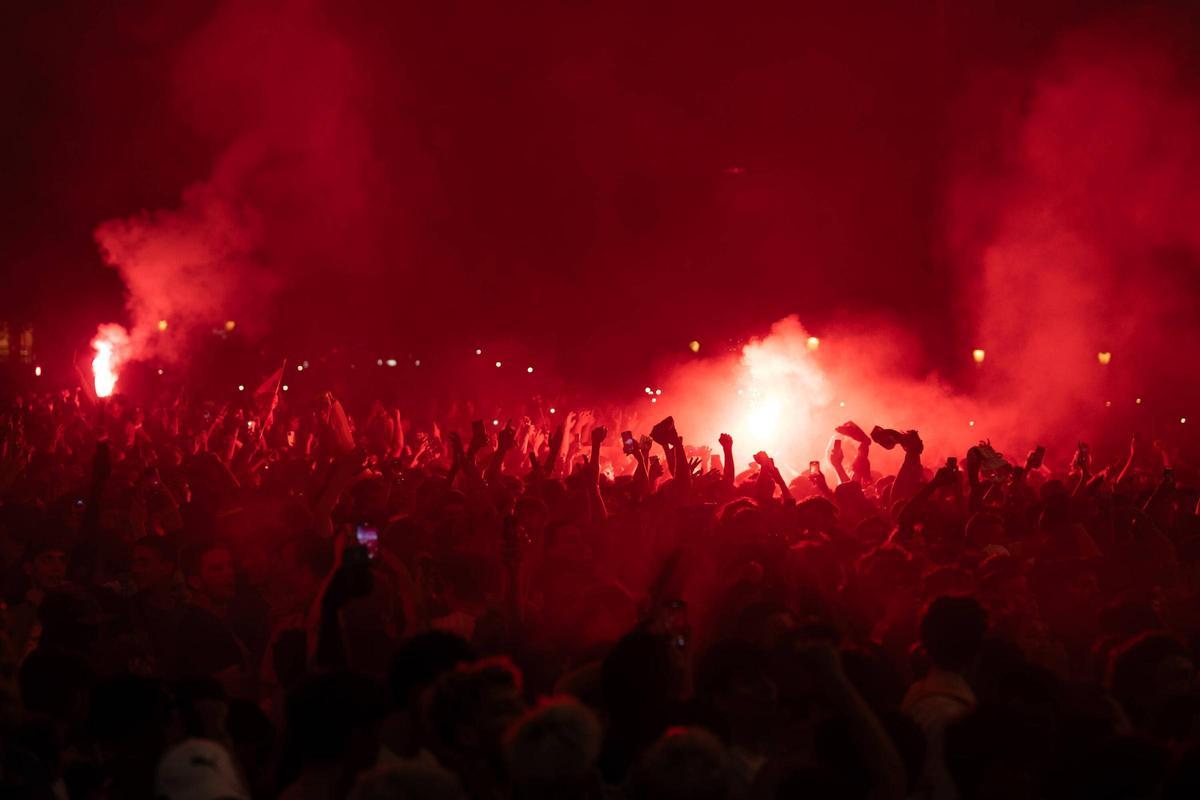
[93,0,391,360]
[951,21,1200,432]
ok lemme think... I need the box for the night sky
[0,0,1172,392]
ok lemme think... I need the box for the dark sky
[0,0,1137,386]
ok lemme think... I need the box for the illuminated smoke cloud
[93,0,385,360]
[951,21,1200,429]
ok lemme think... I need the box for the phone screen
[355,524,379,559]
[809,460,820,475]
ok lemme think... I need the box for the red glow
[90,324,129,398]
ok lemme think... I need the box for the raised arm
[719,432,735,486]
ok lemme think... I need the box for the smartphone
[355,524,379,560]
[809,460,821,475]
[621,430,635,448]
[246,420,256,433]
[946,456,958,470]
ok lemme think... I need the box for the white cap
[155,738,249,800]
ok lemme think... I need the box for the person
[5,536,70,656]
[0,374,1198,800]
[903,596,989,800]
[505,697,604,800]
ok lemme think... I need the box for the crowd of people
[0,380,1198,799]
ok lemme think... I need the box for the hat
[155,739,249,800]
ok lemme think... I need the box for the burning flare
[90,324,130,398]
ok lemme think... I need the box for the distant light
[1097,351,1112,365]
[839,401,845,408]
[969,420,976,427]
[549,407,556,414]
[724,166,746,175]
[376,359,383,366]
[386,358,397,367]
[492,419,499,426]
[224,320,236,332]
[157,368,164,376]
[475,348,483,355]
[972,348,986,364]
[495,361,502,368]
[807,336,820,351]
[689,340,700,353]
[651,397,657,403]
[414,359,421,367]
[645,386,652,394]
[1105,400,1112,407]
[297,365,304,372]
[1136,397,1143,404]
[526,366,533,373]
[655,389,662,396]
[237,384,245,392]
[1182,417,1188,424]
[282,384,288,391]
[302,360,310,368]
[157,319,169,332]
[34,366,41,377]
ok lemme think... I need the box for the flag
[254,362,285,401]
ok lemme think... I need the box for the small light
[1105,400,1112,407]
[157,368,164,376]
[807,336,820,351]
[549,407,556,414]
[655,389,662,395]
[1182,417,1188,424]
[839,401,845,408]
[645,386,652,394]
[224,320,236,332]
[376,359,383,366]
[969,420,976,427]
[386,358,397,367]
[972,348,986,364]
[475,348,483,355]
[297,365,304,372]
[1097,351,1112,365]
[526,366,534,373]
[492,419,499,426]
[414,359,421,367]
[495,361,502,368]
[689,340,700,353]
[651,397,657,403]
[157,319,168,332]
[237,384,245,392]
[302,360,310,368]
[282,384,288,391]
[33,365,41,377]
[1136,397,1142,404]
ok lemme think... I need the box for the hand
[470,421,488,452]
[898,429,923,455]
[1073,443,1090,471]
[808,469,829,492]
[718,432,733,449]
[648,455,664,481]
[591,425,607,447]
[497,420,517,451]
[829,439,844,469]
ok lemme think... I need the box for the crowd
[0,381,1198,799]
